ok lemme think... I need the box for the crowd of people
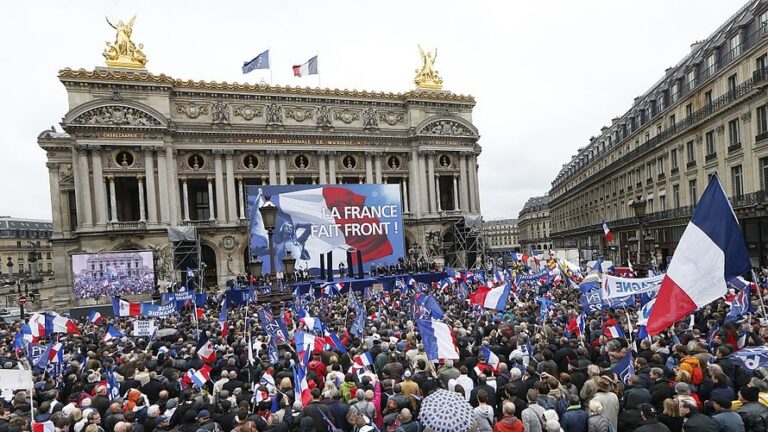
[2,263,768,432]
[72,274,156,300]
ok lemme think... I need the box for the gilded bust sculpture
[103,16,148,69]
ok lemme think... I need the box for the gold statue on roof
[414,44,443,90]
[103,15,147,69]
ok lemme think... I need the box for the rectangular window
[707,54,716,75]
[669,114,676,128]
[728,74,737,92]
[687,70,695,89]
[763,11,768,34]
[728,118,741,147]
[673,184,681,208]
[646,161,654,179]
[671,148,679,169]
[685,103,693,118]
[689,179,698,206]
[660,194,667,211]
[687,140,697,163]
[731,34,741,57]
[758,53,768,71]
[705,131,716,156]
[657,156,665,175]
[671,82,679,102]
[731,165,743,196]
[761,157,768,190]
[758,105,768,135]
[648,198,654,213]
[705,90,713,106]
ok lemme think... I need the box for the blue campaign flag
[456,280,469,302]
[602,295,635,309]
[725,282,752,322]
[578,281,600,294]
[243,49,270,74]
[106,368,121,401]
[613,352,635,384]
[728,346,768,370]
[414,292,444,320]
[707,322,719,349]
[350,306,366,337]
[538,297,555,322]
[267,339,279,364]
[258,306,288,345]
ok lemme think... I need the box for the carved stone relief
[233,105,263,121]
[285,106,313,122]
[362,107,379,129]
[379,111,405,126]
[176,103,210,119]
[316,106,333,127]
[211,101,231,124]
[266,104,284,125]
[72,106,162,126]
[420,119,473,136]
[334,109,360,124]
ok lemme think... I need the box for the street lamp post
[630,197,647,277]
[259,198,278,277]
[6,257,13,283]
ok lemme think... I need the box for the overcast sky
[0,0,745,221]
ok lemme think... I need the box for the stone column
[467,155,477,213]
[166,147,179,224]
[137,175,146,222]
[278,151,287,185]
[435,175,442,212]
[108,175,117,223]
[225,150,237,223]
[365,152,374,184]
[88,147,108,227]
[267,150,278,185]
[142,147,158,224]
[71,147,83,228]
[76,146,93,227]
[459,152,470,212]
[453,175,460,211]
[426,151,436,214]
[207,177,216,221]
[401,177,410,214]
[213,151,226,224]
[374,153,383,183]
[328,152,337,184]
[409,149,422,217]
[156,148,170,224]
[237,177,245,220]
[318,152,327,184]
[46,162,63,235]
[181,177,190,221]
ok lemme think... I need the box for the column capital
[73,144,88,153]
[277,150,288,155]
[181,176,188,183]
[106,175,115,181]
[86,144,102,152]
[141,145,155,153]
[137,175,145,182]
[459,150,472,156]
[222,149,235,156]
[266,149,278,155]
[207,176,214,183]
[46,162,60,170]
[236,176,244,181]
[212,149,224,156]
[326,150,337,156]
[364,151,375,157]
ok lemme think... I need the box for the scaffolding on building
[450,215,485,269]
[167,226,201,290]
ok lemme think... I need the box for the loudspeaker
[319,253,326,280]
[326,251,333,282]
[346,250,354,278]
[356,249,364,279]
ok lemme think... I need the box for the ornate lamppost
[630,197,647,276]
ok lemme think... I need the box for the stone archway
[200,244,217,288]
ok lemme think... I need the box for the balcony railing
[107,221,145,230]
[728,143,742,153]
[705,153,717,162]
[182,219,216,228]
[686,161,697,169]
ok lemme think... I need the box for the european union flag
[243,49,270,74]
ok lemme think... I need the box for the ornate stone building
[549,0,768,268]
[484,219,520,254]
[37,22,482,306]
[0,217,54,280]
[517,195,551,253]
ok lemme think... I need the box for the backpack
[690,364,704,385]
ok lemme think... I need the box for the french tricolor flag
[416,319,459,361]
[112,298,141,317]
[601,218,613,242]
[479,347,499,372]
[87,311,104,324]
[647,177,751,335]
[32,421,55,432]
[46,313,80,335]
[469,283,511,310]
[353,352,374,369]
[196,333,217,363]
[28,313,46,342]
[103,326,124,343]
[293,364,311,406]
[605,324,625,339]
[191,365,212,388]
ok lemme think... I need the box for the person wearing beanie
[736,385,768,431]
[711,397,744,432]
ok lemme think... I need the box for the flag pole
[751,269,768,319]
[269,47,273,86]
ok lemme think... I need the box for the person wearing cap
[196,409,221,431]
[711,397,744,432]
[736,385,768,432]
[592,376,619,431]
[634,403,671,432]
[400,370,419,404]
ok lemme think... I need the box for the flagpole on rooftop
[269,47,273,86]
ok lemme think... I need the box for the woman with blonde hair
[658,398,684,432]
[587,399,611,432]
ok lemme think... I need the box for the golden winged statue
[414,44,443,90]
[103,15,147,69]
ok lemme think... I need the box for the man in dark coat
[298,388,334,432]
[634,404,671,432]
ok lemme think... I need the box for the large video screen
[71,251,155,299]
[247,184,405,273]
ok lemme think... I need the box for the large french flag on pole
[646,177,751,335]
[112,298,141,317]
[469,283,510,310]
[416,319,460,361]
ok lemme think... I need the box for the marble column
[225,151,237,223]
[374,153,383,183]
[453,175,460,211]
[268,150,278,185]
[459,153,470,212]
[108,176,117,223]
[318,152,327,184]
[142,147,158,224]
[328,153,337,184]
[207,177,216,221]
[435,175,442,212]
[426,151,436,214]
[71,147,83,228]
[46,162,62,235]
[278,151,287,185]
[401,177,410,214]
[137,175,146,222]
[90,147,108,226]
[213,152,226,224]
[156,149,170,224]
[468,155,478,213]
[166,147,179,224]
[237,177,245,219]
[365,153,374,184]
[181,178,190,221]
[77,147,93,227]
[409,149,422,217]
